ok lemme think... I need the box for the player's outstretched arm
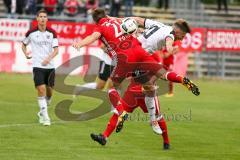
[72,32,101,50]
[130,17,145,27]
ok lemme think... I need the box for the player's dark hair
[174,19,191,33]
[92,8,107,23]
[37,9,48,17]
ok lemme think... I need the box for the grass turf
[0,73,239,160]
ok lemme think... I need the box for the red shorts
[121,82,160,114]
[111,45,164,84]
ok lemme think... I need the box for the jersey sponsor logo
[37,41,50,45]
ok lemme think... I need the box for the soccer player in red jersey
[72,8,200,134]
[90,78,170,149]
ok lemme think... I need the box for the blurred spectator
[86,0,99,10]
[86,0,99,21]
[124,0,134,16]
[25,0,37,15]
[36,0,44,12]
[64,0,80,16]
[110,0,121,17]
[10,0,25,14]
[158,0,169,10]
[16,0,25,14]
[11,0,16,14]
[3,0,11,13]
[217,0,228,13]
[103,0,110,9]
[136,0,150,6]
[44,0,58,15]
[57,0,65,15]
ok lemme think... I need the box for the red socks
[108,88,121,107]
[165,71,183,83]
[158,118,169,144]
[103,113,118,138]
[108,88,124,115]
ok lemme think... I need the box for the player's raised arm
[165,37,178,54]
[72,32,101,50]
[130,17,145,27]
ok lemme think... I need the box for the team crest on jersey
[46,35,50,39]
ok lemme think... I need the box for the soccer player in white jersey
[135,18,188,55]
[73,45,114,96]
[22,9,59,126]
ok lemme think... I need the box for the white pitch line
[0,121,67,128]
[0,100,36,107]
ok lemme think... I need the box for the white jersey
[137,19,174,53]
[22,27,58,69]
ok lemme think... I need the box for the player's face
[37,13,48,26]
[174,27,186,40]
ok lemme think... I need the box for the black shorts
[98,61,114,81]
[33,67,55,87]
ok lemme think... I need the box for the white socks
[74,82,97,95]
[37,96,50,120]
[145,96,157,121]
[81,82,97,90]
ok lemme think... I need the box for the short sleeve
[165,34,174,41]
[22,30,31,45]
[22,36,30,45]
[144,19,165,29]
[93,26,102,34]
[164,27,175,41]
[52,38,58,48]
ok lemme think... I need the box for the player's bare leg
[46,86,53,106]
[73,77,112,97]
[165,81,174,98]
[36,85,50,126]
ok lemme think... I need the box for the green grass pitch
[0,73,240,160]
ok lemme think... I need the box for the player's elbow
[21,43,26,51]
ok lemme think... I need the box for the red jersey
[94,17,140,58]
[94,18,163,84]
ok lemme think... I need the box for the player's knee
[36,85,46,96]
[96,83,105,90]
[143,85,157,96]
[156,68,168,80]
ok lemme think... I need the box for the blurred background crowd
[3,0,239,18]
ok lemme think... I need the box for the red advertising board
[32,20,100,46]
[206,29,240,51]
[180,28,206,52]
